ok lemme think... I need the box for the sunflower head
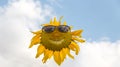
[29,17,85,65]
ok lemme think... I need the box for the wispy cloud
[46,0,63,8]
[0,0,120,67]
[0,0,55,31]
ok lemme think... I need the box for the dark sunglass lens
[42,26,55,33]
[58,25,70,33]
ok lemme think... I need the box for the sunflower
[29,17,85,65]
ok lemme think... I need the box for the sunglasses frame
[42,25,71,33]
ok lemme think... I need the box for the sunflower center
[41,30,72,51]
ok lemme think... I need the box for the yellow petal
[50,19,53,24]
[53,17,59,26]
[31,30,42,34]
[41,24,50,26]
[29,39,40,48]
[59,16,63,24]
[29,34,41,48]
[68,53,74,59]
[57,22,60,26]
[54,51,61,65]
[59,16,63,22]
[42,49,49,63]
[60,48,66,62]
[54,17,57,23]
[35,45,45,58]
[72,37,85,43]
[63,21,67,25]
[42,49,53,63]
[47,50,53,59]
[71,30,83,37]
[70,26,73,29]
[66,48,74,59]
[69,44,76,51]
[62,48,68,58]
[71,42,80,55]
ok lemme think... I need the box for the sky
[41,0,120,42]
[0,0,120,67]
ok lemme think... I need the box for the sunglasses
[42,25,71,33]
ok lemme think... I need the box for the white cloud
[63,41,120,67]
[0,0,56,67]
[0,0,120,67]
[1,0,55,31]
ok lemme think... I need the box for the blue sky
[41,0,120,42]
[1,0,120,41]
[0,0,8,6]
